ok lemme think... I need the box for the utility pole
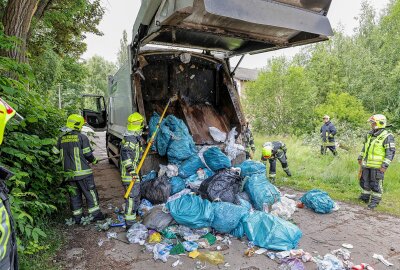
[58,83,62,109]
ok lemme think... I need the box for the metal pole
[58,83,62,109]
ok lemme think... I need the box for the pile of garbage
[100,114,347,267]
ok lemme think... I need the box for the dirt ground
[55,132,400,270]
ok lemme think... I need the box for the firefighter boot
[284,168,292,177]
[358,193,370,204]
[368,196,381,210]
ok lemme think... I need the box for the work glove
[92,158,98,165]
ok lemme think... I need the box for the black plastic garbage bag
[142,205,175,231]
[141,175,171,204]
[199,169,242,203]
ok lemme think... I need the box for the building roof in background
[233,67,260,81]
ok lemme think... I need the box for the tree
[84,55,117,97]
[117,30,129,68]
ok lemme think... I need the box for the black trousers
[68,175,101,220]
[360,168,384,196]
[123,180,141,226]
[321,145,337,155]
[269,151,289,177]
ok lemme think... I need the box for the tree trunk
[2,0,39,62]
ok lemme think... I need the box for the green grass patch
[254,135,400,216]
[19,219,65,270]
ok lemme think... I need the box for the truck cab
[83,0,333,173]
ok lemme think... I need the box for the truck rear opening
[136,51,243,145]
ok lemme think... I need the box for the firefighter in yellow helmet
[358,114,395,209]
[120,112,145,227]
[0,98,22,270]
[53,114,105,224]
[261,141,291,183]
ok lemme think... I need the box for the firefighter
[358,114,395,209]
[120,112,144,227]
[261,141,291,182]
[243,122,256,159]
[0,98,21,270]
[53,114,105,224]
[320,115,337,155]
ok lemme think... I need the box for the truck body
[82,0,333,173]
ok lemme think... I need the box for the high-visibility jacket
[320,121,337,146]
[53,130,97,180]
[120,133,143,184]
[358,129,396,169]
[261,141,287,161]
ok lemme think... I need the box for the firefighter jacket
[120,133,143,184]
[53,130,97,180]
[261,141,287,161]
[358,129,396,169]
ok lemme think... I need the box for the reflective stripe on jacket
[55,130,96,180]
[360,129,395,169]
[120,134,143,183]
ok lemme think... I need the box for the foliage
[244,58,317,135]
[84,55,117,97]
[0,27,67,253]
[117,30,129,68]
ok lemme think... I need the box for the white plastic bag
[270,196,297,220]
[209,127,227,142]
[224,127,245,160]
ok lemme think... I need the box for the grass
[19,219,65,270]
[253,134,400,216]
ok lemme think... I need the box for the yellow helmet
[368,114,386,129]
[0,98,16,145]
[262,143,273,159]
[66,114,85,131]
[127,112,144,132]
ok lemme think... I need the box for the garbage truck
[82,0,333,173]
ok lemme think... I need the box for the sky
[82,0,391,69]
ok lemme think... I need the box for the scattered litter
[271,196,297,220]
[342,243,353,249]
[316,254,345,270]
[183,241,199,252]
[142,205,174,232]
[172,259,182,267]
[245,248,256,257]
[148,232,162,243]
[98,239,104,247]
[96,218,113,231]
[189,250,200,258]
[153,243,173,262]
[190,74,195,79]
[107,232,117,239]
[332,249,351,261]
[201,233,217,245]
[80,215,94,226]
[126,223,148,244]
[209,127,227,142]
[279,258,306,270]
[372,253,393,266]
[107,203,113,210]
[170,242,186,255]
[224,262,231,267]
[300,189,335,214]
[224,127,245,161]
[284,194,297,199]
[352,263,374,270]
[65,218,75,226]
[198,251,225,265]
[210,245,229,251]
[138,199,153,217]
[255,248,268,255]
[161,226,178,239]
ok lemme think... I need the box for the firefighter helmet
[262,143,273,159]
[127,112,144,132]
[66,114,85,131]
[368,114,386,129]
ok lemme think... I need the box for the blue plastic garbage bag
[166,194,214,229]
[203,147,231,171]
[243,211,302,251]
[186,168,214,183]
[211,202,249,233]
[178,155,205,178]
[156,115,197,164]
[142,170,157,183]
[244,174,280,210]
[300,189,335,214]
[237,160,266,178]
[148,112,161,151]
[170,176,186,195]
[230,222,245,238]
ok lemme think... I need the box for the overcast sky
[82,0,390,69]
